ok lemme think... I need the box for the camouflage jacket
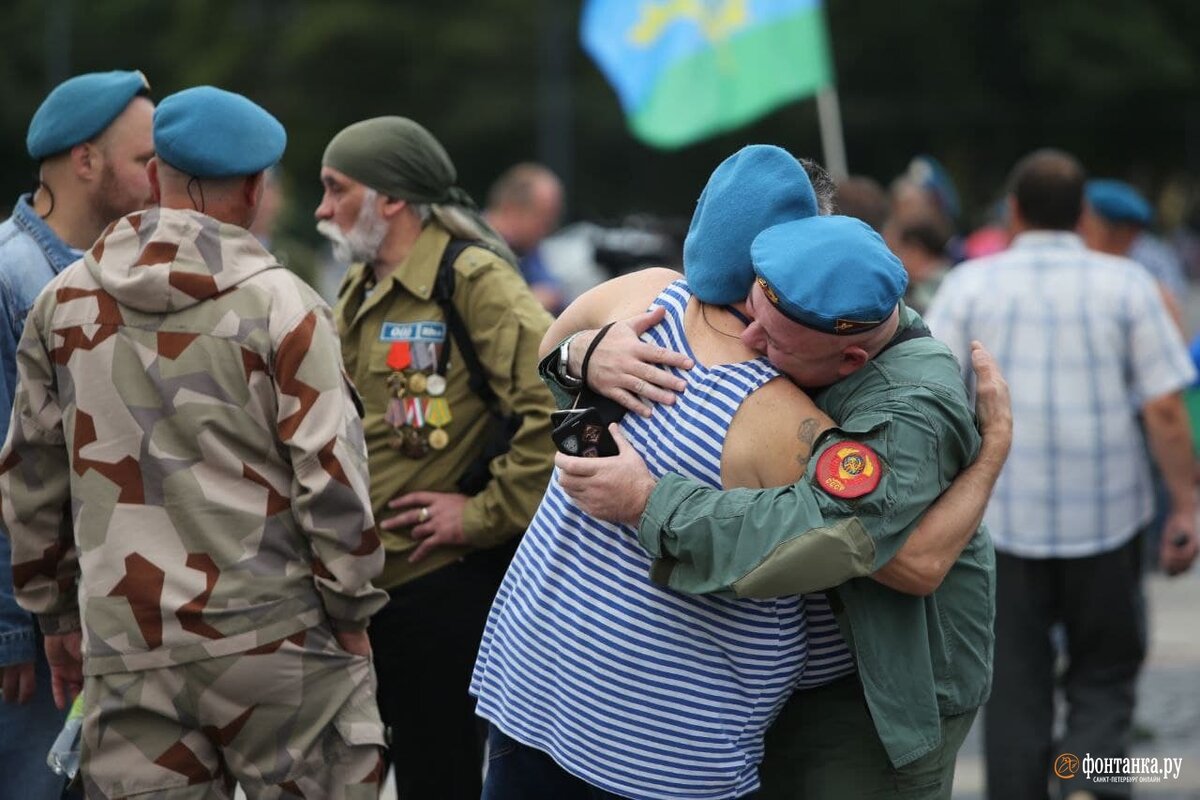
[0,207,387,675]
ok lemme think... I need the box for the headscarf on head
[322,116,515,262]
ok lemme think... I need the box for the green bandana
[322,116,474,207]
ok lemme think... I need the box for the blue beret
[684,145,819,306]
[1086,179,1152,226]
[26,70,150,160]
[153,86,286,178]
[752,215,908,335]
[904,155,960,220]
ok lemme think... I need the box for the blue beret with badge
[684,145,819,306]
[153,86,286,178]
[752,215,908,335]
[1086,179,1153,226]
[26,70,150,160]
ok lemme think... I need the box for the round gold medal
[426,374,447,396]
[407,372,429,394]
[428,428,450,450]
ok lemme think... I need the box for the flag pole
[816,85,848,180]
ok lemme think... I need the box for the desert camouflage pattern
[0,207,387,675]
[80,624,385,799]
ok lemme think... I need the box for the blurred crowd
[3,66,1199,800]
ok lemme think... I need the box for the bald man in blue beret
[537,156,1006,798]
[1,85,387,799]
[1079,178,1189,331]
[0,68,152,800]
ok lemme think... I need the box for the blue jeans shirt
[0,193,79,666]
[0,193,78,799]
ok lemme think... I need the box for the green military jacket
[540,305,995,768]
[336,222,557,589]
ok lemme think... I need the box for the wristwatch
[556,332,584,389]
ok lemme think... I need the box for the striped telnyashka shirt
[472,280,854,800]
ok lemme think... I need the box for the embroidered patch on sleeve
[815,441,882,499]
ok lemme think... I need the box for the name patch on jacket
[379,321,446,343]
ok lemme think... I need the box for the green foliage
[2,0,1198,231]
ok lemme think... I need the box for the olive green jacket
[337,222,557,589]
[540,305,995,768]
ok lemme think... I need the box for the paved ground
[952,568,1200,799]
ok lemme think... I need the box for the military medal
[426,374,447,397]
[814,441,882,499]
[385,397,404,427]
[404,397,424,429]
[426,397,452,451]
[388,427,408,451]
[408,372,428,395]
[386,342,412,371]
[387,372,408,397]
[400,427,428,458]
[411,341,437,371]
[394,396,427,458]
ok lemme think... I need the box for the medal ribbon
[426,397,452,427]
[404,397,425,428]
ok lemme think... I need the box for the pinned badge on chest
[408,372,428,395]
[426,397,453,451]
[411,341,439,371]
[385,397,405,428]
[386,342,413,371]
[401,426,430,459]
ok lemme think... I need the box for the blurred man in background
[927,149,1198,800]
[0,68,152,800]
[484,162,566,313]
[1079,178,1189,331]
[884,209,953,314]
[834,174,889,232]
[317,117,557,800]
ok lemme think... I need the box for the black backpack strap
[877,321,932,357]
[433,239,505,417]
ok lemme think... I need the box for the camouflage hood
[84,206,280,313]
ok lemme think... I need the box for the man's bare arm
[1143,389,1199,576]
[872,342,1012,595]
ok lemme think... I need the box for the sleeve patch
[815,440,882,499]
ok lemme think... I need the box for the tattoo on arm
[795,418,821,469]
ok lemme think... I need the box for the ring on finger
[418,507,430,523]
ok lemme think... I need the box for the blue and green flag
[582,0,833,149]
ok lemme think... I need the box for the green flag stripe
[630,9,832,149]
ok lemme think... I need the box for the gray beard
[317,193,389,264]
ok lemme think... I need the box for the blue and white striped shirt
[926,231,1197,558]
[472,280,850,799]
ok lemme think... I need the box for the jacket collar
[11,193,81,274]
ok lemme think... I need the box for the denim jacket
[0,193,79,666]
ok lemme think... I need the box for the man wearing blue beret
[1080,178,1189,330]
[1,86,388,798]
[928,150,1197,800]
[538,150,1005,798]
[0,68,152,800]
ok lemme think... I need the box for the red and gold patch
[815,440,882,499]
